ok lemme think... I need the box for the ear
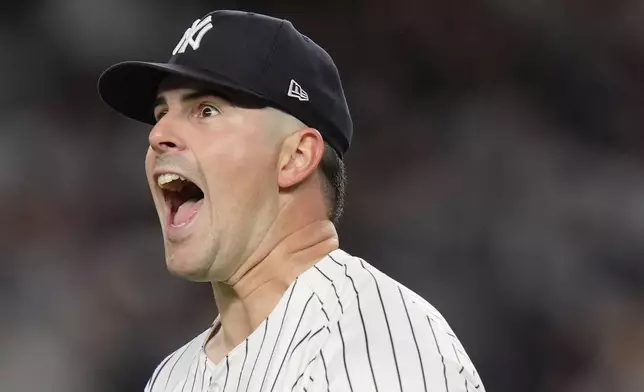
[277,128,325,189]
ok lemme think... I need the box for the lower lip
[165,199,204,241]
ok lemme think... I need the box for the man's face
[145,77,284,281]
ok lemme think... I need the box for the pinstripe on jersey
[144,249,485,392]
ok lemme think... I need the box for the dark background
[3,1,644,391]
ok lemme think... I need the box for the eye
[154,108,167,123]
[198,103,221,118]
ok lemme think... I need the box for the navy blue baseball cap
[97,10,353,158]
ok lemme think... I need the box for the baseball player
[97,10,485,392]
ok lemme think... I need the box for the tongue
[172,199,203,226]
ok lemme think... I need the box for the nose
[148,116,187,154]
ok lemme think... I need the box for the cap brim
[97,61,269,125]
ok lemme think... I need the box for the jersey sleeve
[144,378,152,392]
[143,350,176,392]
[308,281,485,392]
[310,317,484,392]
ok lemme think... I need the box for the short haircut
[318,141,347,224]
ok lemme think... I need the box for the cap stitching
[257,20,286,80]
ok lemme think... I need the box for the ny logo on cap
[172,15,213,55]
[288,79,309,102]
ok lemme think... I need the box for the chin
[164,247,213,282]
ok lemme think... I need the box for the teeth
[157,173,188,190]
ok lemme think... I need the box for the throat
[204,322,231,366]
[210,281,286,354]
[205,220,340,361]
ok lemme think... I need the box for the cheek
[144,148,157,189]
[200,140,276,208]
[201,130,274,176]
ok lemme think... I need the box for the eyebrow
[153,90,228,109]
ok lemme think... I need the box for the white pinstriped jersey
[145,249,485,392]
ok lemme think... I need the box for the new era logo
[287,79,309,102]
[172,15,213,55]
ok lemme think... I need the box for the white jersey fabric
[145,249,485,392]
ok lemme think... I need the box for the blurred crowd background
[3,0,644,391]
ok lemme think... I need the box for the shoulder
[306,249,395,318]
[314,248,445,323]
[311,249,486,392]
[144,327,211,392]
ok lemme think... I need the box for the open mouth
[157,173,205,228]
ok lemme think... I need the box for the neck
[207,218,338,360]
